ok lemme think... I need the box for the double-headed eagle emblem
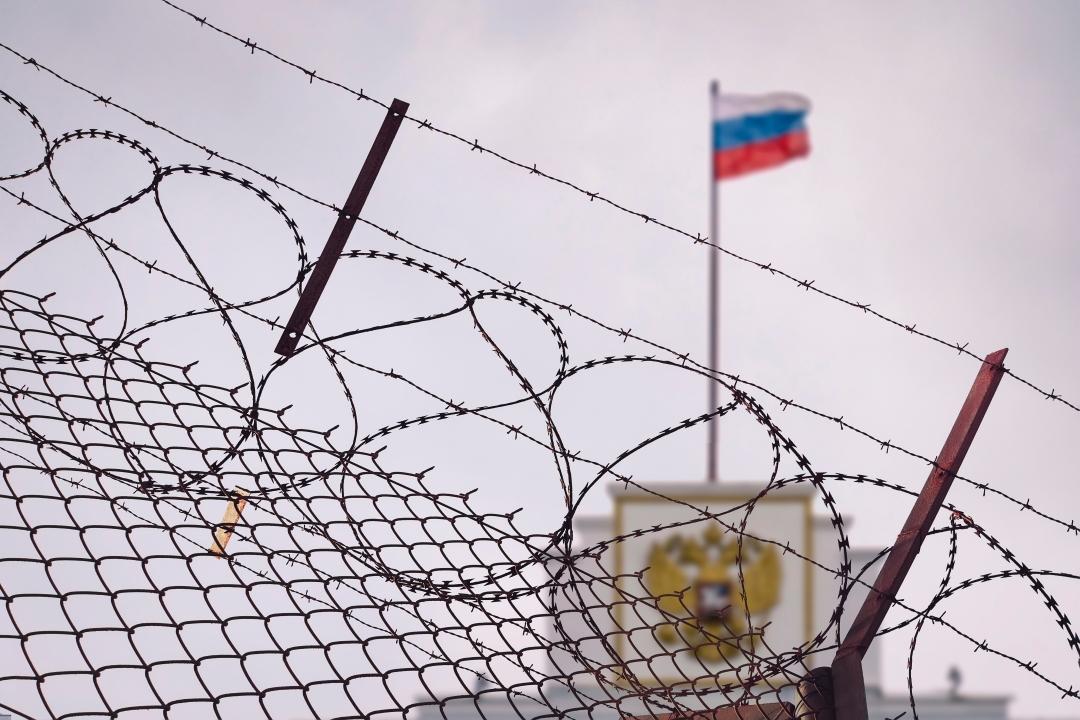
[644,523,781,662]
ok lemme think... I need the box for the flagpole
[707,79,720,483]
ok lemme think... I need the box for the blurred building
[420,481,1008,720]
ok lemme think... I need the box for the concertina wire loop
[1,40,1078,543]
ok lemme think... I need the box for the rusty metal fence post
[828,348,1008,720]
[275,98,409,356]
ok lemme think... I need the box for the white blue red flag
[713,93,811,180]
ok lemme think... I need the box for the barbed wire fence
[0,24,1078,720]
[3,39,1079,540]
[152,0,1080,417]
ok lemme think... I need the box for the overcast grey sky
[2,1,1080,717]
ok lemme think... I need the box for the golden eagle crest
[644,523,781,663]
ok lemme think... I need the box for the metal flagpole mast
[707,79,720,483]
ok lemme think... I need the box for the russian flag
[714,93,811,180]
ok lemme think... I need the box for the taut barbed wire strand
[150,0,1080,418]
[2,45,1077,545]
[1,50,1079,549]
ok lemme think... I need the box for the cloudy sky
[2,1,1080,717]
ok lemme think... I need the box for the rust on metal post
[829,654,865,720]
[831,348,1008,720]
[209,487,250,557]
[796,667,835,720]
[275,98,409,356]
